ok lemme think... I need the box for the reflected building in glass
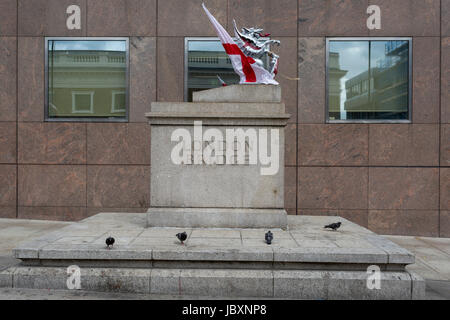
[344,41,409,120]
[328,52,348,119]
[47,39,128,120]
[328,39,410,121]
[186,39,269,101]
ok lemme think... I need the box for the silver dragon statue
[233,20,280,77]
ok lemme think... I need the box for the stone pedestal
[4,85,425,300]
[145,85,290,229]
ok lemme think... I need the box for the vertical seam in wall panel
[86,0,88,36]
[16,0,19,218]
[155,0,158,101]
[226,0,229,31]
[438,0,442,236]
[85,124,88,216]
[367,125,370,228]
[366,0,370,223]
[324,37,327,124]
[296,0,299,215]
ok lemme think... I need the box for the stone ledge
[38,245,153,261]
[0,266,424,299]
[273,247,388,264]
[12,213,416,269]
[150,102,285,114]
[145,113,290,126]
[273,270,415,300]
[192,85,281,103]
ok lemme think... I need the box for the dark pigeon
[176,232,188,244]
[265,231,273,245]
[324,222,342,231]
[106,236,115,249]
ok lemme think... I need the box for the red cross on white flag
[202,3,279,85]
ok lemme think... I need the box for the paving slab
[190,229,241,239]
[139,228,193,238]
[242,238,298,248]
[406,259,444,281]
[386,235,450,281]
[0,219,70,256]
[241,228,289,239]
[0,257,19,271]
[186,238,243,247]
[295,239,338,248]
[425,280,450,300]
[417,237,450,256]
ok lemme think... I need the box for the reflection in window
[72,91,94,113]
[47,39,128,120]
[111,91,126,113]
[327,39,410,121]
[185,39,269,101]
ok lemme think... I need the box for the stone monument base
[147,208,288,229]
[2,212,425,299]
[146,85,290,230]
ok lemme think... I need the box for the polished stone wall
[0,0,448,237]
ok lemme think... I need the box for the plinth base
[2,213,425,299]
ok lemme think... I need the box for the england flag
[202,3,278,85]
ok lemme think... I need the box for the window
[72,91,94,113]
[185,38,270,102]
[45,38,129,121]
[326,38,411,122]
[111,90,126,113]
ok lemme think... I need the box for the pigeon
[265,231,273,245]
[176,232,188,245]
[105,236,115,249]
[324,222,342,231]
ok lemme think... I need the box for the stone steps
[1,213,426,299]
[0,266,424,299]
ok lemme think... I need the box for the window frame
[185,37,225,102]
[44,37,130,122]
[71,90,95,114]
[325,37,412,123]
[111,90,126,114]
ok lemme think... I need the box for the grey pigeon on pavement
[176,232,188,245]
[324,222,342,231]
[265,231,273,245]
[106,236,115,249]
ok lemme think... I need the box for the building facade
[0,0,448,237]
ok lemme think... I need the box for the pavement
[0,217,449,300]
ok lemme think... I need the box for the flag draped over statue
[202,3,279,85]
